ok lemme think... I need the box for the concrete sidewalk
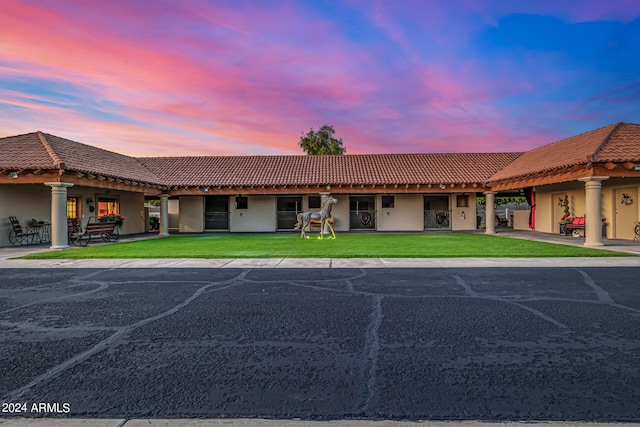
[0,255,639,269]
[0,229,639,268]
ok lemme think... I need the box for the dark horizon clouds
[1,0,639,156]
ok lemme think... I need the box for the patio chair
[8,216,40,246]
[495,215,509,227]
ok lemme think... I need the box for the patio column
[44,182,74,249]
[578,176,608,247]
[484,191,497,234]
[159,194,169,237]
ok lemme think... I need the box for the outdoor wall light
[203,187,209,192]
[86,197,93,205]
[10,171,18,179]
[440,184,446,190]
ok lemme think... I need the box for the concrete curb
[1,420,639,426]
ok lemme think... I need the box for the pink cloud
[0,0,635,158]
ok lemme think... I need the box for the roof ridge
[592,122,623,162]
[36,131,65,169]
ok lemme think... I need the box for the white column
[579,176,608,247]
[159,194,170,237]
[484,191,497,234]
[44,182,74,249]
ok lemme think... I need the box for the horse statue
[294,195,338,239]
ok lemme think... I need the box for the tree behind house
[298,125,346,155]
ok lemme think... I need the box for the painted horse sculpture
[294,195,338,239]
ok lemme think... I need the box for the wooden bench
[70,221,119,246]
[563,217,585,236]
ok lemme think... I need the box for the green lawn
[21,233,632,259]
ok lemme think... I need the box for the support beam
[484,191,497,235]
[159,194,170,237]
[44,182,74,249]
[578,176,608,247]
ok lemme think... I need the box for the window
[236,196,248,209]
[382,195,395,208]
[98,197,119,217]
[457,195,469,208]
[67,197,78,219]
[308,196,321,209]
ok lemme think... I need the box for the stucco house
[1,122,639,249]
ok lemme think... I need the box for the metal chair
[8,216,40,246]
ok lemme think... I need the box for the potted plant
[99,213,125,228]
[602,217,609,237]
[558,195,571,235]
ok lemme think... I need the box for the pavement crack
[1,270,249,401]
[357,294,384,415]
[452,274,480,297]
[575,268,615,304]
[453,274,568,329]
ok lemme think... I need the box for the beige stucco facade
[1,184,146,248]
[0,185,52,247]
[178,196,204,233]
[376,194,424,231]
[230,196,277,232]
[518,179,640,240]
[451,193,478,231]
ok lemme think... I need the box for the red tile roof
[0,132,162,185]
[488,122,640,183]
[2,123,638,191]
[137,153,521,187]
[0,132,59,169]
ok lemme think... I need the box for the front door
[349,195,376,230]
[205,196,229,230]
[277,196,302,230]
[615,188,638,240]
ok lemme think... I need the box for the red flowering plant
[98,213,125,228]
[559,215,573,225]
[602,217,609,226]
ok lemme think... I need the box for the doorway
[205,196,229,230]
[615,188,638,239]
[349,195,376,230]
[424,195,450,229]
[277,196,302,230]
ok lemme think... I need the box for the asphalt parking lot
[1,266,640,421]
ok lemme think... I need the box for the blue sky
[1,0,639,156]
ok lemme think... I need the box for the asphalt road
[1,267,639,421]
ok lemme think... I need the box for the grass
[20,233,632,259]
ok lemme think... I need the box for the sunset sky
[1,0,639,156]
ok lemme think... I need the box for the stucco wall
[451,193,478,231]
[535,185,586,234]
[328,195,349,231]
[604,183,640,240]
[513,210,532,230]
[0,184,51,247]
[230,196,276,232]
[376,194,424,231]
[0,184,145,247]
[118,191,146,235]
[532,181,640,239]
[179,196,204,232]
